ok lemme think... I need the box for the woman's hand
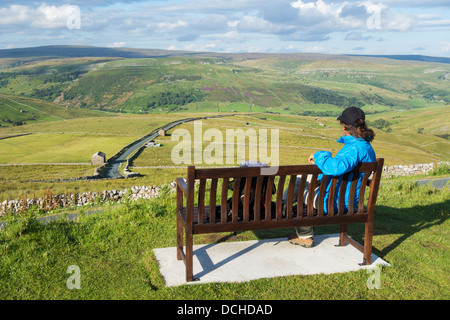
[308,153,315,164]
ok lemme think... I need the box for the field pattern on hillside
[1,53,449,117]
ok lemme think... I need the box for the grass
[0,178,448,300]
[0,133,140,164]
[0,94,108,126]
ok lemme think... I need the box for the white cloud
[108,41,126,48]
[442,41,450,52]
[345,31,372,40]
[157,20,188,31]
[291,0,336,26]
[184,43,196,51]
[227,20,239,28]
[379,9,417,31]
[305,45,326,53]
[0,3,80,29]
[291,0,333,16]
[221,31,246,43]
[0,5,31,25]
[236,16,278,33]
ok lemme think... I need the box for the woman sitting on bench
[285,107,376,248]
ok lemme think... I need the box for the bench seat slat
[191,212,368,234]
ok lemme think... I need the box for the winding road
[102,116,223,179]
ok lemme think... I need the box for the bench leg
[363,221,373,265]
[186,229,194,282]
[176,187,183,260]
[339,224,347,246]
[176,211,183,260]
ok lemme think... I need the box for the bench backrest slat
[209,178,218,224]
[197,179,206,225]
[243,177,252,222]
[276,175,286,220]
[221,178,229,224]
[296,175,307,219]
[194,162,378,180]
[232,178,241,223]
[285,175,297,219]
[338,172,350,215]
[347,173,359,215]
[317,175,329,217]
[358,172,371,213]
[307,174,318,218]
[253,177,263,222]
[327,176,339,215]
[265,176,275,221]
[366,158,384,219]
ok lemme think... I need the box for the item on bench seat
[176,158,384,282]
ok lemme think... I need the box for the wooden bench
[176,158,384,282]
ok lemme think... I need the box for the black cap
[337,107,365,126]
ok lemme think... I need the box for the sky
[0,0,449,57]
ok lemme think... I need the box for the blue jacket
[314,135,376,214]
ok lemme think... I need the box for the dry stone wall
[0,182,177,216]
[1,162,448,216]
[382,162,448,178]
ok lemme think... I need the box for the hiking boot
[288,235,314,248]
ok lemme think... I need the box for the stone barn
[91,151,106,166]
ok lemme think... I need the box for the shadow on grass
[246,199,449,262]
[372,200,449,258]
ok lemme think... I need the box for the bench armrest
[176,177,188,196]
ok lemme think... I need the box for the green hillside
[0,93,112,127]
[0,49,448,116]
